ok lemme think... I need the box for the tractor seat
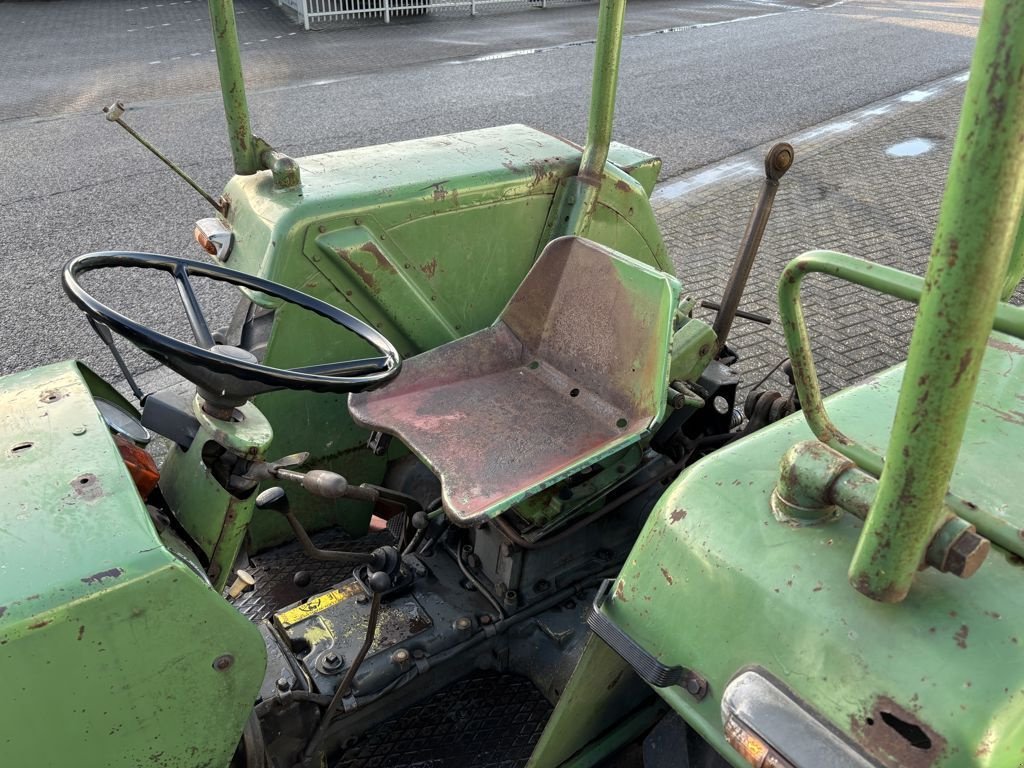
[348,236,680,525]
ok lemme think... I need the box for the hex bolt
[454,616,472,631]
[320,650,345,674]
[944,529,991,578]
[391,648,410,665]
[276,677,291,692]
[212,654,234,671]
[534,579,551,593]
[479,614,492,626]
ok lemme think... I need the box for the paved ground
[660,74,976,397]
[0,0,991,393]
[0,0,836,121]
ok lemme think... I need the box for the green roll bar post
[558,0,628,237]
[779,0,1024,603]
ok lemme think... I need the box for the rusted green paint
[773,441,990,578]
[159,396,273,589]
[777,250,1024,559]
[348,237,680,525]
[579,0,625,184]
[573,338,1024,767]
[0,362,265,767]
[208,0,258,175]
[849,0,1024,602]
[219,125,673,547]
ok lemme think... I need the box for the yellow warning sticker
[274,581,363,629]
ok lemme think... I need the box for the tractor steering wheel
[63,251,402,410]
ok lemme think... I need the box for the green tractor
[1,0,1022,766]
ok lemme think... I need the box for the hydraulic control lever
[255,487,379,565]
[711,142,794,356]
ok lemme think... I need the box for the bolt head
[455,616,472,631]
[391,648,410,665]
[276,677,291,692]
[212,654,234,671]
[946,531,990,578]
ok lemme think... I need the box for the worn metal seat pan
[349,236,678,525]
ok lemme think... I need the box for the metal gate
[275,0,592,29]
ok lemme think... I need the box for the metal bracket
[588,579,707,699]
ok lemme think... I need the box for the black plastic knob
[368,571,392,593]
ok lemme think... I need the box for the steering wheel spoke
[172,265,216,350]
[292,357,389,377]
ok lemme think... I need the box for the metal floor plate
[234,526,397,623]
[332,672,553,768]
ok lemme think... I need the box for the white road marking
[450,1,847,65]
[652,69,969,204]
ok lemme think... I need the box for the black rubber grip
[587,578,686,688]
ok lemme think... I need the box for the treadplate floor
[234,526,397,623]
[332,672,553,768]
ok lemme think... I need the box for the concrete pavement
[0,0,987,391]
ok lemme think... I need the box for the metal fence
[275,0,593,29]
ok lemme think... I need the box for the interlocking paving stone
[654,83,1023,401]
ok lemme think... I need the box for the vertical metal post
[302,0,310,30]
[384,0,390,23]
[578,0,626,183]
[208,0,259,175]
[557,0,627,238]
[849,0,1024,603]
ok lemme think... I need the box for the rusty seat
[348,236,680,525]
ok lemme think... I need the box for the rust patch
[851,696,947,768]
[952,349,973,387]
[988,337,1024,355]
[429,181,450,201]
[336,248,377,291]
[70,473,103,501]
[670,508,688,523]
[421,259,438,279]
[81,567,124,585]
[39,389,64,404]
[362,242,397,274]
[615,179,631,193]
[660,567,674,586]
[954,624,969,649]
[614,580,627,603]
[28,620,51,630]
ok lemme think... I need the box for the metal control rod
[712,143,793,355]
